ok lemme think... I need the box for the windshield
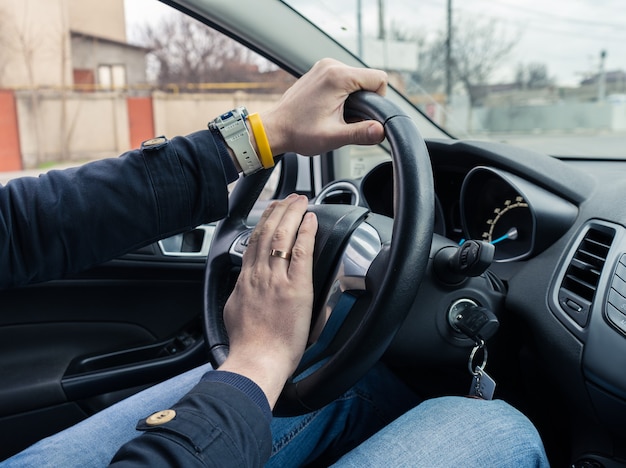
[283,0,626,159]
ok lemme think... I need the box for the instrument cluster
[358,162,577,263]
[459,166,576,262]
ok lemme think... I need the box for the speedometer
[460,167,576,262]
[484,196,527,243]
[461,170,534,261]
[480,195,533,260]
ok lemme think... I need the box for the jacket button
[141,136,167,149]
[145,409,176,426]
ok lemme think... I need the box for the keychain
[467,339,496,400]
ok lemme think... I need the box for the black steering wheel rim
[203,91,434,415]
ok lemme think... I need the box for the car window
[283,0,626,160]
[0,0,292,198]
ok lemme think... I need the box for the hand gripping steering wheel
[203,91,434,415]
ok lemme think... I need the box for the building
[0,0,148,91]
[0,0,152,170]
[0,0,286,171]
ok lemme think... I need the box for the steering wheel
[203,91,434,415]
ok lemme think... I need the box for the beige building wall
[0,0,126,88]
[152,92,282,139]
[67,0,126,43]
[12,90,282,167]
[15,91,131,167]
[0,0,69,88]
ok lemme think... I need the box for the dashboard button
[615,261,626,281]
[608,288,626,315]
[605,303,626,334]
[611,274,626,298]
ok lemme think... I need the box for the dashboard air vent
[558,224,615,327]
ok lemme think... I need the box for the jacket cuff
[201,370,272,423]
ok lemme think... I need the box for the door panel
[0,239,208,459]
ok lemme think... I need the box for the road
[488,132,626,159]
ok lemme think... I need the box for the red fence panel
[0,90,23,172]
[127,97,155,150]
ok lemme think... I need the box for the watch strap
[209,127,240,183]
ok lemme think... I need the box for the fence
[0,88,283,170]
[5,86,626,171]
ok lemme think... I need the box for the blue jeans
[1,363,548,467]
[332,396,549,467]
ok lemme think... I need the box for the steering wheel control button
[145,409,176,426]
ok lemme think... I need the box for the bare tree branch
[416,15,520,106]
[451,17,519,105]
[134,11,293,92]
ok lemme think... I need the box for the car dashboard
[315,138,626,465]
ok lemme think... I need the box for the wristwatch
[208,106,262,176]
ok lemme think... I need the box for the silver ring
[270,249,291,260]
[468,340,488,375]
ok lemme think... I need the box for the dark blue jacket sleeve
[2,128,276,466]
[0,130,237,289]
[109,372,273,467]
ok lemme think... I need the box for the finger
[267,195,310,265]
[347,121,385,146]
[288,211,318,280]
[353,68,388,96]
[316,59,387,96]
[254,194,302,265]
[244,200,278,264]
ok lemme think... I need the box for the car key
[453,305,499,344]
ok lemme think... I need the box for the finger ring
[270,249,291,260]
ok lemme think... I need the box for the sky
[124,0,626,88]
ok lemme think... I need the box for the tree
[451,17,518,106]
[417,16,519,106]
[1,0,47,166]
[515,62,554,90]
[0,7,9,85]
[411,15,519,132]
[385,22,443,96]
[135,11,293,92]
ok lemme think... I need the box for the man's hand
[260,58,388,156]
[218,194,318,408]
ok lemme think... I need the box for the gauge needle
[491,227,518,245]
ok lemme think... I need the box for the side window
[333,145,390,180]
[0,0,295,200]
[98,64,127,90]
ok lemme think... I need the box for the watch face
[213,107,246,130]
[218,107,246,123]
[219,110,234,120]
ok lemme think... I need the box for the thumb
[347,121,385,146]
